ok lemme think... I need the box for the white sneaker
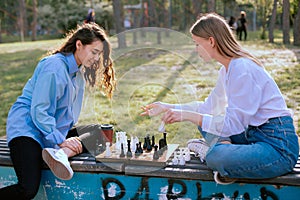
[42,148,73,180]
[187,139,209,162]
[213,171,236,185]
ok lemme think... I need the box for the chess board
[96,144,179,167]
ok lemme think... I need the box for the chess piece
[153,145,159,160]
[172,157,178,165]
[143,137,147,150]
[135,143,141,157]
[126,139,132,158]
[159,138,166,150]
[119,143,125,158]
[163,132,168,148]
[115,132,121,151]
[151,135,155,147]
[146,137,152,152]
[184,148,191,162]
[179,151,185,165]
[158,121,165,132]
[131,136,138,153]
[104,142,111,158]
[138,142,143,153]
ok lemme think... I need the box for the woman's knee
[205,144,228,169]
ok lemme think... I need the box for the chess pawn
[179,151,185,165]
[153,145,159,160]
[138,142,143,153]
[119,143,125,158]
[135,143,141,157]
[172,155,178,165]
[105,142,111,158]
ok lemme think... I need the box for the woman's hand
[59,137,83,154]
[162,109,184,124]
[140,102,173,117]
[162,109,203,126]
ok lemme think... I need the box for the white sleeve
[202,71,262,137]
[198,69,227,115]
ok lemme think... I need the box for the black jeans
[0,124,102,200]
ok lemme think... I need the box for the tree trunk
[293,0,300,46]
[192,0,202,18]
[260,2,267,39]
[207,0,215,12]
[282,0,290,44]
[18,0,26,42]
[112,0,126,48]
[31,0,37,41]
[0,19,2,43]
[268,0,278,43]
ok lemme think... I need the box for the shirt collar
[65,53,79,75]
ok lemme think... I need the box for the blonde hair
[190,13,262,67]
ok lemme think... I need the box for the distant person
[124,18,131,30]
[237,11,247,41]
[228,16,237,31]
[0,23,116,199]
[85,8,96,23]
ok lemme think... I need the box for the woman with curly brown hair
[0,22,116,199]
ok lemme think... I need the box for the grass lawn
[0,29,299,146]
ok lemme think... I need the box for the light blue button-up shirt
[6,53,85,148]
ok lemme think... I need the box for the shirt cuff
[202,114,224,136]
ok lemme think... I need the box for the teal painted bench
[0,138,300,199]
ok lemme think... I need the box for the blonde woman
[141,13,299,184]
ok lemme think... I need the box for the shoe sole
[213,171,236,185]
[42,149,73,180]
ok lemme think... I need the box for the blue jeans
[198,116,299,179]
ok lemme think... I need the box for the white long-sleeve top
[176,57,291,137]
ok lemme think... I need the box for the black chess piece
[126,139,132,158]
[119,143,125,158]
[138,142,143,153]
[146,137,152,152]
[135,143,141,157]
[158,138,166,156]
[151,135,155,147]
[163,132,168,148]
[143,137,147,150]
[153,145,159,160]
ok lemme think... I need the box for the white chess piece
[172,157,178,165]
[105,142,111,157]
[179,151,185,165]
[184,148,191,161]
[131,136,138,152]
[158,121,165,132]
[115,132,121,151]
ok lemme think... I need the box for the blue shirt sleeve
[30,60,68,147]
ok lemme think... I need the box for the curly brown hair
[50,22,116,98]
